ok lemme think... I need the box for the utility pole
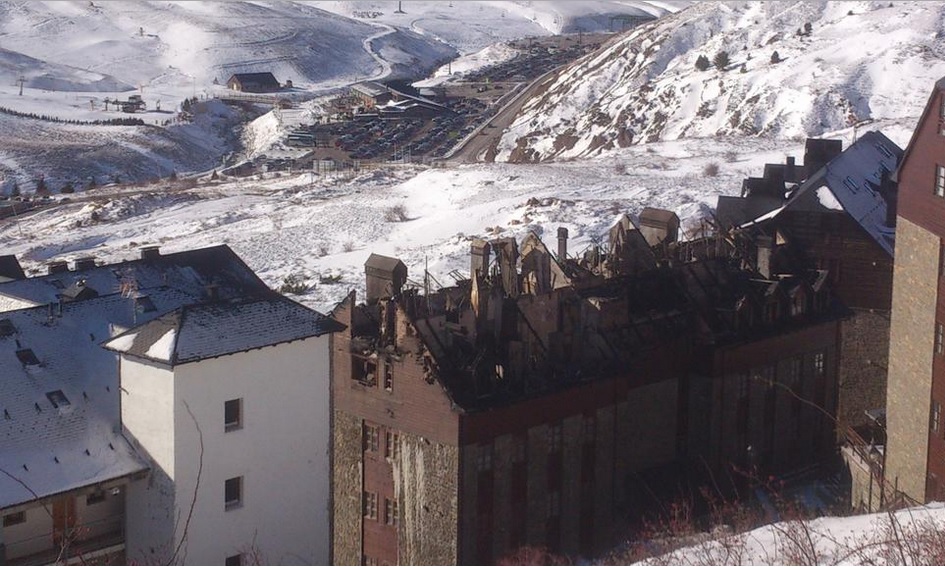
[17,76,25,96]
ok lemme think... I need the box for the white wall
[125,335,331,565]
[121,356,178,562]
[1,505,53,560]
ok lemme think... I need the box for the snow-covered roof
[0,288,197,510]
[0,245,270,313]
[0,244,336,510]
[785,131,902,256]
[351,81,389,98]
[104,296,344,366]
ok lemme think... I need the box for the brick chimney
[557,227,568,260]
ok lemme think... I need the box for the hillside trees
[695,54,711,71]
[713,51,730,70]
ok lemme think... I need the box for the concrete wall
[886,217,939,503]
[124,334,331,565]
[121,357,178,562]
[1,504,54,560]
[173,335,331,565]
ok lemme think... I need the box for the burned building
[331,210,845,564]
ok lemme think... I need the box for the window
[363,491,378,520]
[0,319,15,337]
[548,423,562,454]
[225,476,242,510]
[362,556,379,566]
[937,165,945,197]
[363,423,379,452]
[45,390,70,409]
[933,401,942,434]
[225,554,242,566]
[86,490,106,505]
[476,444,493,472]
[384,497,399,526]
[814,352,825,376]
[3,511,25,527]
[385,430,400,459]
[384,362,393,392]
[937,323,944,355]
[224,398,242,432]
[15,349,39,366]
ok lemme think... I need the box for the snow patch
[816,186,844,211]
[145,329,176,361]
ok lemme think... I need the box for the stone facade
[885,217,938,502]
[396,433,458,565]
[836,309,891,437]
[331,411,364,566]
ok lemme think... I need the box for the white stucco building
[0,246,341,565]
[106,298,341,565]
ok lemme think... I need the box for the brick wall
[886,217,938,502]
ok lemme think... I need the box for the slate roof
[783,131,901,256]
[0,289,195,509]
[351,81,389,98]
[0,245,270,312]
[103,296,345,365]
[0,244,340,510]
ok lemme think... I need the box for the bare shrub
[342,241,355,253]
[703,162,720,177]
[316,244,329,257]
[384,204,409,222]
[723,150,739,163]
[614,162,627,175]
[278,273,309,295]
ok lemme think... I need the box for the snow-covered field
[0,122,908,314]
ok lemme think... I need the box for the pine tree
[770,50,781,64]
[695,54,711,71]
[804,22,812,35]
[713,51,730,70]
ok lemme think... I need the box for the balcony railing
[4,515,124,566]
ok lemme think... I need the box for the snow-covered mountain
[0,1,679,189]
[497,1,945,162]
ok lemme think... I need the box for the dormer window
[134,294,156,313]
[46,390,70,409]
[15,349,39,366]
[0,319,15,338]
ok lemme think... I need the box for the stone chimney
[140,246,161,260]
[557,227,568,260]
[47,260,68,275]
[73,257,96,271]
[756,236,773,279]
[471,239,491,278]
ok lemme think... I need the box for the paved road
[447,67,561,165]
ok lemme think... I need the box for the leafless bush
[723,150,739,163]
[703,162,721,177]
[278,273,309,295]
[614,162,627,175]
[384,204,409,222]
[316,243,329,257]
[342,241,355,252]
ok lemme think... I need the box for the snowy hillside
[0,128,893,315]
[497,1,945,162]
[0,0,684,190]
